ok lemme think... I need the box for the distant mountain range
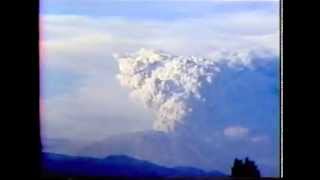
[43,129,277,176]
[43,131,225,170]
[42,152,226,177]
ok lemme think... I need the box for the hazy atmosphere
[40,0,280,177]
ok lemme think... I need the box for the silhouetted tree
[231,157,261,178]
[231,158,243,177]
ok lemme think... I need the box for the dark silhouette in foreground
[231,157,261,179]
[42,152,225,178]
[41,153,278,179]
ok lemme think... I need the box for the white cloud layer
[41,7,279,75]
[224,126,249,138]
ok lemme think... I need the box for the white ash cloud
[115,48,262,132]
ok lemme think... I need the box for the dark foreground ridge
[41,153,279,179]
[42,152,225,178]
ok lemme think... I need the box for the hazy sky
[40,0,279,138]
[40,0,280,176]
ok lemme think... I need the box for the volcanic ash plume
[115,49,220,132]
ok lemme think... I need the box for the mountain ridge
[42,152,226,177]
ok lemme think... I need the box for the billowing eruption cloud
[115,49,221,132]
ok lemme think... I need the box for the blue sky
[40,0,280,177]
[41,1,278,20]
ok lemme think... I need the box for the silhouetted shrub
[231,157,261,178]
